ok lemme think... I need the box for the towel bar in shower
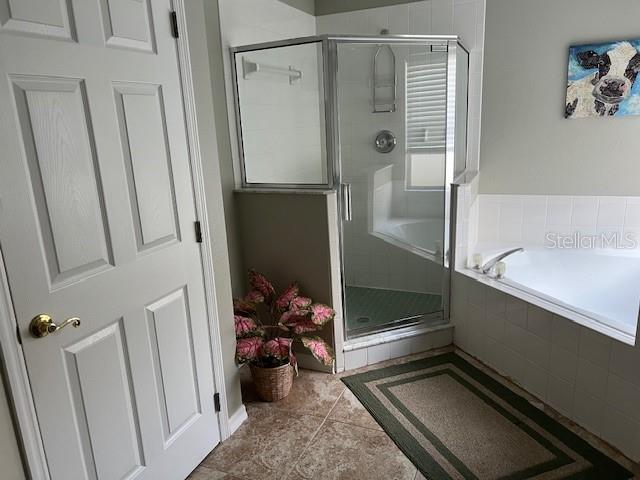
[242,57,302,84]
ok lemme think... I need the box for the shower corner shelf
[372,30,397,113]
[242,57,302,85]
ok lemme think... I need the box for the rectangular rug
[341,352,632,480]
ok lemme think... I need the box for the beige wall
[479,0,640,195]
[0,372,24,480]
[235,192,336,358]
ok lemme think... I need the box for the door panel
[0,0,75,40]
[65,320,145,480]
[146,287,201,442]
[0,1,220,478]
[99,0,155,52]
[114,82,179,252]
[11,75,114,287]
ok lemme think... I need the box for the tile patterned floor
[191,347,640,480]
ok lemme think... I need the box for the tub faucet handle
[481,247,524,275]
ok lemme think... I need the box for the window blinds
[406,56,447,150]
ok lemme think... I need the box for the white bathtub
[474,247,640,343]
[373,218,443,258]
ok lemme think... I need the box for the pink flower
[290,296,312,309]
[245,290,264,304]
[234,315,258,337]
[310,303,335,326]
[301,337,334,366]
[233,298,256,315]
[280,309,310,325]
[236,337,264,363]
[262,337,292,360]
[248,270,275,302]
[275,283,300,310]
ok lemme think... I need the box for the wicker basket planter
[250,363,294,402]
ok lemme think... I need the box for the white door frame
[0,2,230,478]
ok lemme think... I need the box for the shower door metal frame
[230,36,336,190]
[230,34,469,343]
[327,35,469,341]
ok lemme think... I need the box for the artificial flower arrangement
[234,270,335,400]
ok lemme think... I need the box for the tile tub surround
[450,271,640,463]
[472,194,640,249]
[453,192,640,345]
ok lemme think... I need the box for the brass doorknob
[29,314,81,338]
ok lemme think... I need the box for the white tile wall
[235,43,325,184]
[218,0,318,186]
[343,327,454,370]
[470,194,640,251]
[451,272,640,461]
[317,0,485,174]
[454,174,479,270]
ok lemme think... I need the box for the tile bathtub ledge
[457,266,637,347]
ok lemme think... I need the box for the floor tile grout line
[324,386,347,420]
[282,387,347,479]
[323,417,384,433]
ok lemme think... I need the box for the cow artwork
[565,39,640,118]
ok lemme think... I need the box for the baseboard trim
[227,405,248,437]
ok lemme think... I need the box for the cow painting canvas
[565,39,640,119]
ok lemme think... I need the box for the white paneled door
[0,1,221,479]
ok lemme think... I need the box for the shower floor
[345,285,443,336]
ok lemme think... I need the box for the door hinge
[213,393,221,413]
[194,221,203,243]
[170,11,179,39]
[16,325,22,345]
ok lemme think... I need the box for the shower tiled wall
[234,44,325,184]
[317,0,485,174]
[218,0,318,185]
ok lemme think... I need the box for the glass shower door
[337,41,451,339]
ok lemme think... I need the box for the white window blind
[406,55,447,150]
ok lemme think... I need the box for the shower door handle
[341,183,352,221]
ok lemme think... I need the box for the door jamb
[0,2,231,479]
[0,250,50,479]
[172,0,230,440]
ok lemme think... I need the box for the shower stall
[230,34,469,344]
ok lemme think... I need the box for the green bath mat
[342,353,632,480]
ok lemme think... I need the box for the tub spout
[482,248,524,275]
